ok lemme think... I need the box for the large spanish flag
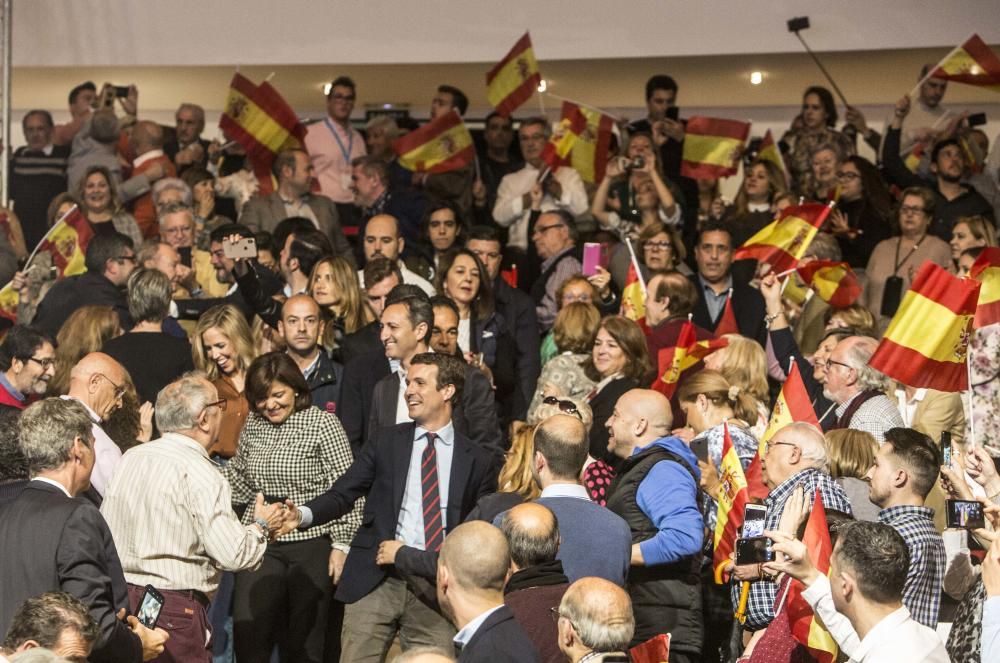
[652,320,727,398]
[541,105,589,172]
[566,102,615,183]
[745,362,818,500]
[870,261,979,392]
[732,203,833,273]
[796,260,861,308]
[219,73,306,194]
[929,34,1000,93]
[970,247,1000,327]
[393,110,475,174]
[786,490,839,663]
[681,117,750,180]
[486,32,541,116]
[757,129,788,180]
[713,423,749,583]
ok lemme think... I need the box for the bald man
[437,521,540,662]
[357,214,435,295]
[556,577,635,663]
[64,352,130,497]
[278,294,343,413]
[499,503,569,663]
[604,389,704,659]
[129,120,176,238]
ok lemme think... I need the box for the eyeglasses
[201,398,228,414]
[765,440,798,454]
[899,205,926,216]
[95,373,126,400]
[543,396,583,420]
[532,223,564,236]
[645,241,673,252]
[24,356,56,370]
[835,171,860,181]
[116,254,137,263]
[825,358,853,372]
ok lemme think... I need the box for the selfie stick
[788,17,849,108]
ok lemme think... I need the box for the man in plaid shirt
[732,422,853,631]
[865,427,945,628]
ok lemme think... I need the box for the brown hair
[676,369,759,427]
[497,424,542,500]
[732,159,788,218]
[555,274,599,309]
[650,270,697,317]
[717,334,769,402]
[637,221,686,266]
[553,302,601,354]
[954,215,998,248]
[824,429,877,480]
[824,305,877,338]
[245,351,312,415]
[49,306,121,396]
[409,352,466,405]
[309,256,374,345]
[583,315,653,383]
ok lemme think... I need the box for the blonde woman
[949,215,997,269]
[703,333,770,437]
[192,304,256,459]
[825,428,879,521]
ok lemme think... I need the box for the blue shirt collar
[0,371,25,402]
[414,421,455,446]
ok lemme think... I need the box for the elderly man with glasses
[822,335,904,444]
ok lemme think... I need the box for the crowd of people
[0,62,998,663]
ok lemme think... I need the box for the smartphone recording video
[946,499,985,529]
[735,536,774,566]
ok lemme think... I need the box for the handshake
[251,493,305,540]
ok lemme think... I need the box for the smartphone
[941,431,952,468]
[177,245,193,268]
[742,504,768,538]
[135,585,164,629]
[223,237,257,260]
[582,242,603,276]
[946,499,985,529]
[968,112,987,128]
[735,536,774,566]
[666,106,680,122]
[689,436,709,463]
[114,85,131,98]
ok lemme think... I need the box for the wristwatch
[253,517,270,541]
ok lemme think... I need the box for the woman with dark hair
[225,351,359,663]
[827,155,893,268]
[583,315,653,462]
[76,165,143,246]
[180,166,233,249]
[782,85,854,197]
[406,201,466,281]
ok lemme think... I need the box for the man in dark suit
[163,103,211,174]
[280,352,497,660]
[337,257,401,363]
[437,521,540,662]
[0,397,167,663]
[239,148,354,263]
[689,220,766,346]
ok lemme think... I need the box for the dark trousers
[128,583,211,663]
[233,537,334,663]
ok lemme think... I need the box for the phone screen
[941,431,952,468]
[136,588,164,629]
[666,106,680,122]
[735,537,774,566]
[741,504,767,538]
[946,499,985,529]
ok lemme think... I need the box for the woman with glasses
[192,304,255,461]
[224,352,358,663]
[861,186,951,327]
[76,165,143,247]
[827,155,893,268]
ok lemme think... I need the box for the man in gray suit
[239,148,354,264]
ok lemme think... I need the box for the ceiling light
[537,79,547,93]
[750,71,763,85]
[323,83,332,95]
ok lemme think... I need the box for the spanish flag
[564,101,615,183]
[713,423,749,583]
[393,110,475,174]
[970,247,1000,327]
[713,290,739,336]
[786,490,839,663]
[652,320,727,398]
[219,73,306,194]
[629,634,671,663]
[620,261,646,323]
[928,34,1000,93]
[870,261,979,392]
[904,142,927,173]
[745,361,818,499]
[796,261,862,308]
[732,203,833,274]
[486,32,542,116]
[681,117,750,180]
[541,105,589,172]
[757,129,788,180]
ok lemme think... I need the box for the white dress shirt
[357,262,435,296]
[395,423,454,550]
[61,395,120,497]
[492,163,589,250]
[453,604,504,649]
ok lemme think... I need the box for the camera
[625,156,645,171]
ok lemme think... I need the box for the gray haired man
[823,335,904,444]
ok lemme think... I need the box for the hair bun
[727,385,741,401]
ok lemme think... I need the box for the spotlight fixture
[750,71,763,85]
[537,79,548,93]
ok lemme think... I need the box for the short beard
[938,170,963,185]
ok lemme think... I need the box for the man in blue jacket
[604,388,704,663]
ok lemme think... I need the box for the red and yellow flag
[652,320,727,399]
[796,261,862,308]
[620,261,646,323]
[713,423,749,584]
[970,247,1000,327]
[745,362,819,500]
[486,32,542,116]
[786,490,839,663]
[629,634,670,663]
[393,111,475,174]
[681,117,750,180]
[563,101,615,183]
[732,203,833,274]
[541,105,589,172]
[219,73,306,195]
[929,34,1000,93]
[757,129,788,180]
[870,261,979,392]
[904,142,927,173]
[714,291,739,337]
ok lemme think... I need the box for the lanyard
[892,237,921,276]
[324,117,354,163]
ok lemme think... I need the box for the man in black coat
[280,353,497,661]
[437,520,540,662]
[0,397,167,662]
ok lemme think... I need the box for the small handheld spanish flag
[681,117,750,180]
[927,34,1000,93]
[652,320,727,399]
[732,203,833,274]
[795,261,862,308]
[969,247,1000,328]
[485,32,542,116]
[786,490,839,663]
[713,423,749,584]
[392,111,474,174]
[540,105,589,172]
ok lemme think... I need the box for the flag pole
[625,237,647,295]
[23,204,79,272]
[908,39,968,100]
[543,92,616,119]
[818,402,837,423]
[967,351,976,446]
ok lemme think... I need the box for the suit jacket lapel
[446,433,474,532]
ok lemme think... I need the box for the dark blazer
[338,320,384,363]
[493,277,541,421]
[689,274,767,347]
[339,350,392,455]
[368,365,503,460]
[239,191,354,263]
[163,137,211,173]
[32,271,132,337]
[589,376,638,462]
[459,604,541,663]
[303,422,497,604]
[0,482,141,663]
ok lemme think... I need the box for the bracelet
[764,312,783,328]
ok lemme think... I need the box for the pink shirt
[304,118,366,203]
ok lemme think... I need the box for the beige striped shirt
[100,432,267,594]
